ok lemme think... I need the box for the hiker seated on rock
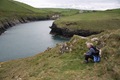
[84,43,100,63]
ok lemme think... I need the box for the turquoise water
[0,20,69,61]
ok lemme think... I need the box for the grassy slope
[39,8,79,16]
[0,0,120,80]
[0,0,33,12]
[0,0,46,20]
[0,0,79,21]
[54,9,120,31]
[0,30,120,80]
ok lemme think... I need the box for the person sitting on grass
[84,43,100,63]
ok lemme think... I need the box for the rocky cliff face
[0,17,50,35]
[50,23,102,37]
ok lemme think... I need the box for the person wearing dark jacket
[84,43,95,63]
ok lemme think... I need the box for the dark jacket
[86,47,95,55]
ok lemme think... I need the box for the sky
[15,0,120,10]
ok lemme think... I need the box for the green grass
[0,0,120,80]
[0,29,120,80]
[0,0,79,21]
[39,8,79,16]
[0,0,33,12]
[0,0,47,20]
[54,9,120,31]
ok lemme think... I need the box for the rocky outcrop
[50,23,102,37]
[0,16,50,35]
[59,42,73,54]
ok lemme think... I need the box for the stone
[17,78,22,80]
[72,39,77,44]
[69,48,72,52]
[91,37,99,42]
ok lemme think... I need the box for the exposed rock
[0,16,50,35]
[99,49,102,56]
[51,14,60,20]
[79,36,88,39]
[59,42,73,54]
[17,78,22,80]
[72,39,77,44]
[0,62,4,68]
[91,37,99,42]
[50,23,102,37]
[45,47,52,52]
[91,37,99,44]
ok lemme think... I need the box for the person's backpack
[92,46,100,56]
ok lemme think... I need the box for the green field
[54,9,120,31]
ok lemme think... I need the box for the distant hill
[0,0,47,21]
[0,0,35,12]
[0,0,79,20]
[51,9,120,37]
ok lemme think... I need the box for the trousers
[85,55,93,62]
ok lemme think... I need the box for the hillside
[0,0,120,80]
[50,9,120,37]
[0,0,79,20]
[0,0,79,35]
[0,0,49,20]
[0,29,120,80]
[0,0,33,12]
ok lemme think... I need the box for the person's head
[86,42,93,48]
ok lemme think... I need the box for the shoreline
[0,19,55,62]
[0,16,51,35]
[50,22,103,37]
